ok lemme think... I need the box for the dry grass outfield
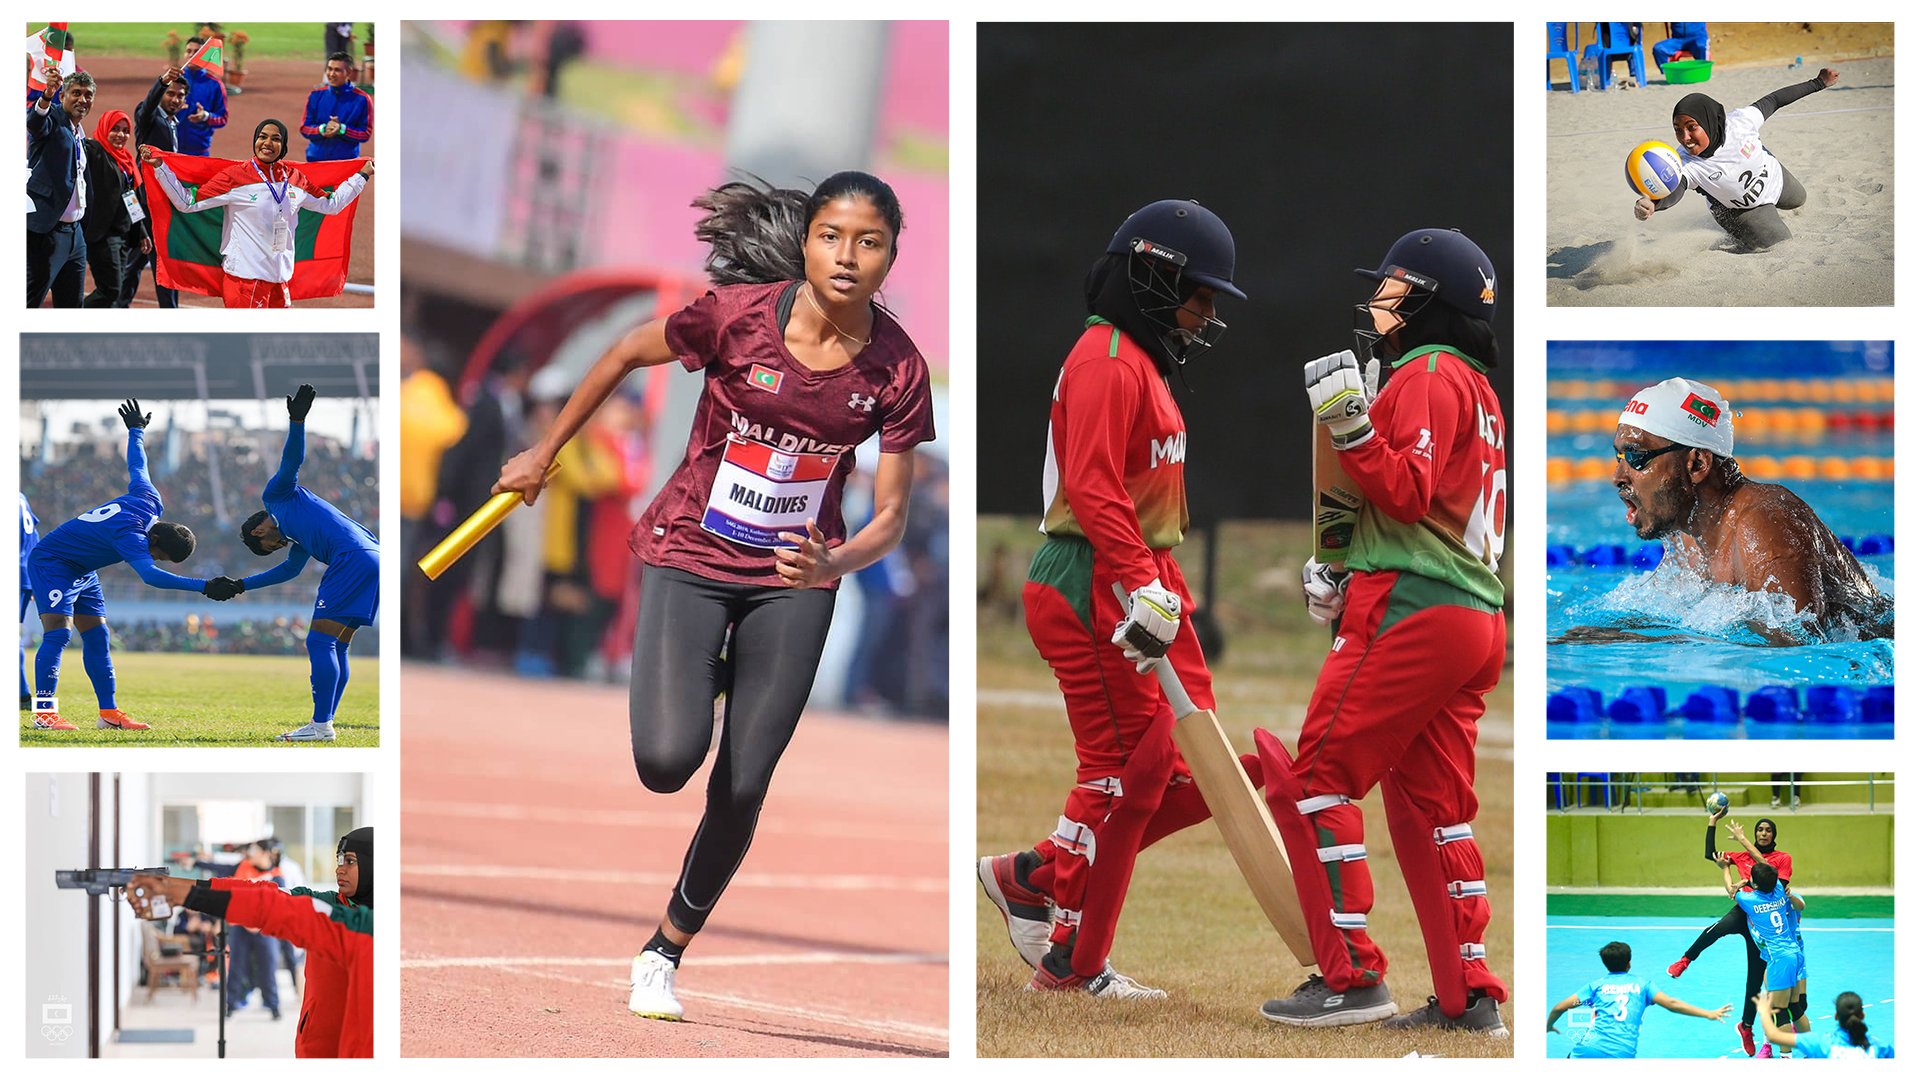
[975,518,1513,1057]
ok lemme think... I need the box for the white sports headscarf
[1618,377,1734,456]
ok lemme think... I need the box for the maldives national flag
[183,35,225,82]
[142,151,367,300]
[25,24,76,93]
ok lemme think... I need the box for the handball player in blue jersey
[26,400,226,732]
[222,384,380,743]
[1729,859,1810,1055]
[1548,940,1731,1057]
[1755,990,1894,1058]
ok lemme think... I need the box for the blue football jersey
[19,493,39,582]
[258,423,379,567]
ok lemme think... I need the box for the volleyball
[1706,791,1730,814]
[1625,140,1685,200]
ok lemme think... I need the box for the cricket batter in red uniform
[1258,228,1509,1033]
[978,200,1253,999]
[493,173,935,1022]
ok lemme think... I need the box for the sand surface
[1546,49,1893,307]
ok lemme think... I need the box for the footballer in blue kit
[214,385,380,743]
[26,400,230,732]
[1548,940,1732,1057]
[20,493,40,709]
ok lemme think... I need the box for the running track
[401,666,948,1056]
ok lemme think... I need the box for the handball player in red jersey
[492,172,935,1021]
[978,199,1256,999]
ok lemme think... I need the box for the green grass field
[977,517,1514,1057]
[27,23,370,62]
[21,652,378,747]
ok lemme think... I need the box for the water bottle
[1789,55,1804,71]
[1580,55,1600,92]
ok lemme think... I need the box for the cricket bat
[1113,584,1315,965]
[1313,425,1364,569]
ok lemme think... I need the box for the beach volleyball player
[1630,68,1840,250]
[490,172,934,1021]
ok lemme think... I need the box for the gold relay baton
[417,462,561,580]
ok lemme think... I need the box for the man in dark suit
[129,67,188,307]
[27,65,95,308]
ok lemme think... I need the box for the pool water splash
[1575,559,1815,644]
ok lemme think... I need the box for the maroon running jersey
[632,281,936,587]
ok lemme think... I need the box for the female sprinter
[978,199,1246,1000]
[1669,811,1795,1056]
[492,172,935,1021]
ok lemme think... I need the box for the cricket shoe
[1260,974,1397,1027]
[273,722,337,743]
[1381,994,1509,1037]
[1026,959,1167,1000]
[1667,956,1691,978]
[97,709,151,731]
[32,711,79,731]
[628,950,684,1020]
[1737,1021,1756,1056]
[977,852,1051,968]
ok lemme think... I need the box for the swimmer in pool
[1604,377,1891,644]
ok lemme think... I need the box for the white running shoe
[629,950,685,1020]
[273,722,337,742]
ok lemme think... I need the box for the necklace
[803,284,872,347]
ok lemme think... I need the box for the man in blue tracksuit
[174,38,228,157]
[223,385,381,742]
[301,52,373,162]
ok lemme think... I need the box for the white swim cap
[1618,377,1734,456]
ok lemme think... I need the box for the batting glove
[1301,558,1351,627]
[1305,349,1375,449]
[1112,578,1181,674]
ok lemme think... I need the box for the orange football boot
[98,709,152,731]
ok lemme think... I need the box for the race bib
[701,435,837,548]
[123,190,145,224]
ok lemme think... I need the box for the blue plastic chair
[1582,22,1647,89]
[1546,23,1580,93]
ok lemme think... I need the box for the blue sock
[34,627,71,708]
[306,631,339,726]
[328,637,351,721]
[80,625,116,710]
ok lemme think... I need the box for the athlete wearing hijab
[491,172,935,1022]
[1669,811,1794,1056]
[1632,69,1841,250]
[1258,228,1508,1033]
[143,117,372,307]
[127,826,373,1057]
[978,199,1250,1000]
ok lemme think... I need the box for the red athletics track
[401,665,948,1057]
[38,54,375,308]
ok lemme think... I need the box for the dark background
[978,23,1515,523]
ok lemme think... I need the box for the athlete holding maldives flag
[140,119,371,307]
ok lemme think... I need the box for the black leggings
[1683,904,1768,1026]
[1709,164,1808,250]
[629,564,836,936]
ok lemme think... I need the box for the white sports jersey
[1679,106,1784,210]
[153,162,366,283]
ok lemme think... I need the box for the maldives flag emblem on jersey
[748,364,783,394]
[141,151,367,300]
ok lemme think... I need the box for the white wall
[24,773,95,1059]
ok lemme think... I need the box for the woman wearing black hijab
[1632,68,1840,249]
[1667,809,1793,1056]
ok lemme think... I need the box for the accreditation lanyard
[252,159,294,253]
